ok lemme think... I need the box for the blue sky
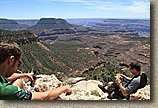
[0,0,150,19]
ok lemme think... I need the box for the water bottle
[115,75,121,81]
[30,70,37,87]
[115,75,123,85]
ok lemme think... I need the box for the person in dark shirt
[98,62,147,99]
[0,41,72,100]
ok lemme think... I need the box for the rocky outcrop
[60,80,108,100]
[130,85,150,100]
[62,77,85,85]
[22,74,150,100]
[16,36,39,45]
[0,29,39,44]
[39,36,58,41]
[39,28,77,36]
[23,74,62,92]
[38,27,139,38]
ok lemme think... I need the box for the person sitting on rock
[98,62,147,99]
[0,41,72,100]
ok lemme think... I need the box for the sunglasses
[14,56,22,67]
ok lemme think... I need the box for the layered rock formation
[0,29,39,44]
[28,18,76,34]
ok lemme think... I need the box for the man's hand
[115,76,121,84]
[116,73,121,77]
[120,74,132,81]
[32,86,72,100]
[64,86,72,96]
[25,73,36,82]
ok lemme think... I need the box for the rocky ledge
[22,74,150,100]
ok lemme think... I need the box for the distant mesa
[29,18,76,29]
[0,18,18,24]
[0,18,76,33]
[0,18,20,30]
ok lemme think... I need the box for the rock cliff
[0,29,39,44]
[22,74,150,100]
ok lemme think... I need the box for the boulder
[60,80,109,100]
[130,85,150,100]
[62,77,85,85]
[23,74,62,92]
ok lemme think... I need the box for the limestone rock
[62,77,85,85]
[22,74,150,100]
[23,74,62,92]
[130,85,150,100]
[60,80,109,100]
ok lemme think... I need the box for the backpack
[107,73,147,99]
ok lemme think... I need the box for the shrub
[90,90,100,96]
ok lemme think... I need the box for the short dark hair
[129,62,141,72]
[0,41,22,64]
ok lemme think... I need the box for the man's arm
[120,74,132,81]
[6,73,34,82]
[115,77,128,96]
[31,86,72,100]
[118,84,128,96]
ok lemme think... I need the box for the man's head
[0,41,22,77]
[129,62,141,75]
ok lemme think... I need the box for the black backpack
[107,73,147,99]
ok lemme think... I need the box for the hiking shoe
[98,84,108,93]
[107,95,114,99]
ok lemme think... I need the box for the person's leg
[107,82,114,90]
[98,82,114,93]
[12,79,24,89]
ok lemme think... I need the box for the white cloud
[126,1,150,14]
[37,0,150,16]
[86,0,150,16]
[49,0,149,13]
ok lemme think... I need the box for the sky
[0,0,150,19]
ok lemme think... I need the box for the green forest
[18,42,100,80]
[0,29,35,40]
